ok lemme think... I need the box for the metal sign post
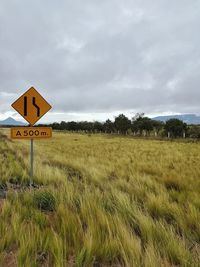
[30,138,34,185]
[11,86,52,187]
[11,126,52,186]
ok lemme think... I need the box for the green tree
[164,119,187,138]
[152,120,164,135]
[132,115,155,135]
[114,114,131,134]
[104,119,115,133]
[93,121,104,133]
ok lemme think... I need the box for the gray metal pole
[30,138,34,186]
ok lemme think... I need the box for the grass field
[0,130,200,266]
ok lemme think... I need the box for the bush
[33,191,56,211]
[188,125,200,138]
[0,181,7,190]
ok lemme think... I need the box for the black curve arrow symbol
[32,97,40,117]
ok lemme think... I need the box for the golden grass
[0,130,200,266]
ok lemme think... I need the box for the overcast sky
[0,0,200,123]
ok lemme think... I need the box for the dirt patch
[108,171,118,181]
[1,252,17,267]
[66,255,76,266]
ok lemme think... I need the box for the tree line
[38,113,200,138]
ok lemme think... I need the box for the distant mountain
[0,117,26,126]
[153,114,200,125]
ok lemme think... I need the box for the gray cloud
[0,0,200,121]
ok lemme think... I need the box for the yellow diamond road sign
[11,87,52,125]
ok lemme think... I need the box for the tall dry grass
[0,130,200,266]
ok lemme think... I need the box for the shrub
[188,125,200,138]
[33,191,56,212]
[163,176,185,192]
[0,181,7,190]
